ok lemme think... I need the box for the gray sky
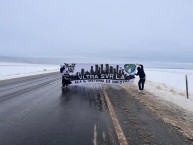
[0,0,193,62]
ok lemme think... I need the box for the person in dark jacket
[135,64,146,91]
[62,71,71,89]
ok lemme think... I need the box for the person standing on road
[135,64,146,91]
[60,64,66,87]
[63,71,71,89]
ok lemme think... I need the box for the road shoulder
[103,84,192,144]
[122,83,193,143]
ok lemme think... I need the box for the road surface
[0,72,191,145]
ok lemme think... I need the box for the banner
[60,63,136,84]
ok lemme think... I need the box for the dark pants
[138,78,145,90]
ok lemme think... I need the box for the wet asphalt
[0,72,191,145]
[0,73,118,145]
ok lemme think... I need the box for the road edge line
[102,87,129,145]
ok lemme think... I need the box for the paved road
[0,73,191,145]
[0,73,118,145]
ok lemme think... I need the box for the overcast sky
[0,0,193,63]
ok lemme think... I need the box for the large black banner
[60,63,136,84]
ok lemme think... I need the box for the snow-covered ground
[134,68,193,112]
[0,62,59,80]
[1,62,193,113]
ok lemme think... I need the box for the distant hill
[0,55,192,69]
[0,56,64,65]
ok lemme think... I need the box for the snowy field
[1,62,193,113]
[0,62,59,80]
[145,68,193,94]
[135,68,193,112]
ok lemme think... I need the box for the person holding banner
[62,71,71,89]
[60,64,71,89]
[135,64,146,91]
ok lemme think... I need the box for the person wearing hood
[135,64,146,91]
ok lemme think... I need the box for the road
[0,72,191,145]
